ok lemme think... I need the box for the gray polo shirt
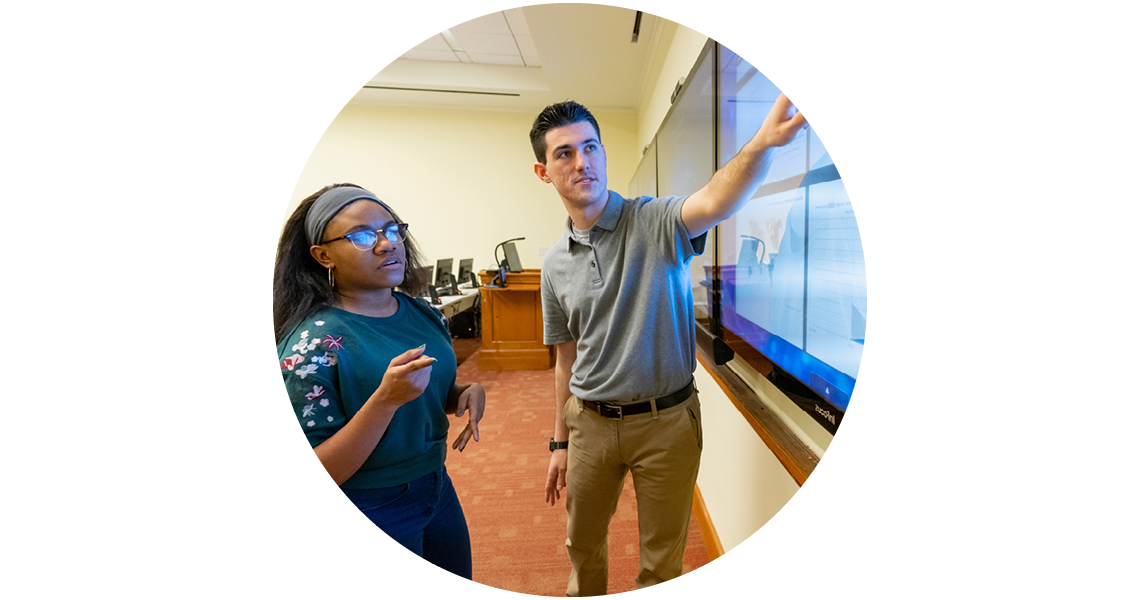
[541,191,707,402]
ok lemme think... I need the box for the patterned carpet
[445,342,709,596]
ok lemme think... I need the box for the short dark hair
[272,183,429,343]
[529,100,601,164]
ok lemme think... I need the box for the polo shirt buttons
[590,261,596,268]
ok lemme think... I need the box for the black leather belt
[581,380,694,420]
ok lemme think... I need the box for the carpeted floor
[453,338,482,367]
[445,341,709,596]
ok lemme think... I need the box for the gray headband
[305,186,393,246]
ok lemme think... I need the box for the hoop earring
[328,268,335,288]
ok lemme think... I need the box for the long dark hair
[273,183,429,343]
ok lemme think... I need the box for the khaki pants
[562,389,703,596]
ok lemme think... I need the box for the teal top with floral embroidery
[277,292,456,489]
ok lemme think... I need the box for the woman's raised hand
[374,344,435,408]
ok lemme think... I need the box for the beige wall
[694,366,803,550]
[635,23,711,154]
[287,104,638,273]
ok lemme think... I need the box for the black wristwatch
[549,438,569,452]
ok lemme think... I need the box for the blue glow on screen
[718,46,867,411]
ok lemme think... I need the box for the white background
[3,0,1137,597]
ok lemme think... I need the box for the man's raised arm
[681,93,808,238]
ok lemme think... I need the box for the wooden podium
[477,269,555,371]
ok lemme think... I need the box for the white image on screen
[804,180,867,379]
[733,187,806,347]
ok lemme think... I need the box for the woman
[274,183,484,579]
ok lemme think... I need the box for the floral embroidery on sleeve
[283,330,340,375]
[292,331,320,355]
[283,322,347,429]
[281,355,304,371]
[311,352,337,367]
[299,386,331,426]
[322,335,345,351]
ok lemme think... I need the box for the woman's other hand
[451,383,485,452]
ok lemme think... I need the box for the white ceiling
[350,4,665,113]
[400,9,541,67]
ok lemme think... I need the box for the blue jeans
[342,467,472,579]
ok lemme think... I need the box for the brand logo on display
[815,404,836,425]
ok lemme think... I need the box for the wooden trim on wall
[696,352,818,486]
[692,484,725,560]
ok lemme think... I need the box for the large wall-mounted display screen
[717,46,867,415]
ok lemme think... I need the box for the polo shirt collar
[564,190,622,250]
[594,190,623,232]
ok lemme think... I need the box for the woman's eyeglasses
[322,223,410,251]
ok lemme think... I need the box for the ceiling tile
[402,48,459,62]
[514,34,537,56]
[440,29,463,51]
[450,11,510,34]
[361,4,656,111]
[466,53,526,66]
[409,34,452,52]
[503,8,531,36]
[450,31,520,56]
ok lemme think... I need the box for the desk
[434,287,479,320]
[477,269,554,370]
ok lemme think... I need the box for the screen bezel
[503,243,523,272]
[713,42,861,427]
[456,258,474,284]
[434,258,454,288]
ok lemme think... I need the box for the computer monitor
[502,242,523,273]
[434,258,454,290]
[413,265,433,297]
[456,258,475,287]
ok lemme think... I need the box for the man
[533,95,806,595]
